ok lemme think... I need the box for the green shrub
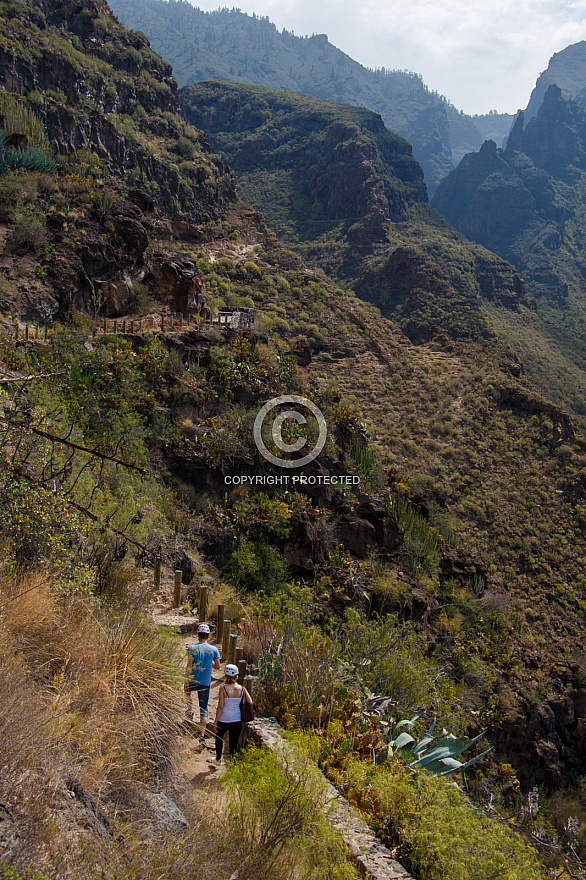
[334,608,454,716]
[227,540,288,595]
[0,171,35,221]
[5,206,48,252]
[176,136,195,159]
[338,758,546,880]
[92,13,112,35]
[223,747,359,880]
[0,475,77,569]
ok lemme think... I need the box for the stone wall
[247,719,414,880]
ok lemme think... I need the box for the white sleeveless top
[218,686,242,723]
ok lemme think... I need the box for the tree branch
[1,416,147,474]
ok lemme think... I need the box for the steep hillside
[432,85,586,422]
[1,1,586,876]
[108,0,500,193]
[181,80,528,346]
[526,40,586,120]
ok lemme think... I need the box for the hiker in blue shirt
[184,623,220,739]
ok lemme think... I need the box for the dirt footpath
[175,640,229,789]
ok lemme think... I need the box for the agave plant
[0,132,56,174]
[377,715,493,782]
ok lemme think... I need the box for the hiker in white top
[211,664,253,763]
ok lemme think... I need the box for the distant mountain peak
[525,41,586,119]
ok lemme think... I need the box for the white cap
[225,664,238,677]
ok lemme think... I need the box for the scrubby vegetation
[0,1,584,878]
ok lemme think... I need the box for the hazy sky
[188,0,586,114]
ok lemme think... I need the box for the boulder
[337,516,377,558]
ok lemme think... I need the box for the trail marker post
[222,619,231,660]
[199,585,208,624]
[216,604,225,645]
[173,569,182,607]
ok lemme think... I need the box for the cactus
[386,495,441,567]
[0,89,53,154]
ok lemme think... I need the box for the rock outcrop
[432,85,586,312]
[0,0,236,222]
[181,80,531,343]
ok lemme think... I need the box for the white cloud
[189,0,586,113]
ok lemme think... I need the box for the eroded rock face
[285,508,328,572]
[432,85,586,310]
[0,0,236,224]
[497,692,586,789]
[355,499,403,553]
[439,547,488,589]
[154,261,206,313]
[336,499,403,558]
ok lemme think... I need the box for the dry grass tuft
[207,579,246,629]
[0,569,187,875]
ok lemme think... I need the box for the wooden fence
[12,308,256,343]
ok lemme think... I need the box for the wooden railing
[12,309,256,343]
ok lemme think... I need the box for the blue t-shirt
[187,642,220,686]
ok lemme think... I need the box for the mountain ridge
[526,40,586,120]
[108,0,514,192]
[0,2,585,876]
[179,79,530,348]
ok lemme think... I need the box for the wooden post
[122,319,126,334]
[228,633,238,666]
[154,557,161,590]
[198,585,208,624]
[234,646,243,665]
[113,320,118,333]
[222,619,231,660]
[216,603,225,645]
[173,569,182,607]
[103,318,107,334]
[244,674,255,697]
[180,312,183,328]
[237,658,247,685]
[25,324,29,340]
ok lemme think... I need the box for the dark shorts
[188,682,210,717]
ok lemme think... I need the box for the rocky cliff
[0,0,236,221]
[181,80,528,344]
[432,86,586,317]
[525,40,586,120]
